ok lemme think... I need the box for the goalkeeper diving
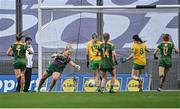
[37,44,80,92]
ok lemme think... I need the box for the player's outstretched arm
[153,48,159,60]
[126,53,133,61]
[6,48,13,56]
[69,61,80,71]
[120,53,133,63]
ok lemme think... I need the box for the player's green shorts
[133,63,145,70]
[13,58,27,70]
[46,64,63,77]
[158,57,172,68]
[100,58,115,72]
[90,60,100,70]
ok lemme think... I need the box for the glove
[154,54,158,60]
[75,65,80,70]
[120,57,128,63]
[86,61,89,68]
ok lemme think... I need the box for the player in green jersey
[7,33,32,92]
[154,34,179,91]
[98,33,118,93]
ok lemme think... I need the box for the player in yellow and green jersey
[86,33,102,91]
[98,33,118,93]
[7,33,32,92]
[121,34,149,92]
[154,34,179,91]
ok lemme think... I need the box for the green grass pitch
[0,91,179,108]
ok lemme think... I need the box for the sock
[48,80,56,92]
[159,75,164,88]
[16,77,21,92]
[38,79,45,91]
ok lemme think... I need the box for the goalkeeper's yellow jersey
[131,42,148,66]
[86,40,102,61]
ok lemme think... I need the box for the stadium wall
[0,73,150,92]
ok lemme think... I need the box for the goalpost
[37,1,180,91]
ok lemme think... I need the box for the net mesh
[38,6,180,90]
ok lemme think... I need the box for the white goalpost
[37,1,180,91]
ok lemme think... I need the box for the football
[40,87,47,92]
[88,79,96,87]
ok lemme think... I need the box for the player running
[153,34,179,91]
[86,33,102,91]
[98,33,118,93]
[7,33,33,92]
[37,44,80,92]
[121,34,149,92]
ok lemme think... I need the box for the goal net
[37,1,180,92]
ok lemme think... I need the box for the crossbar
[40,5,180,10]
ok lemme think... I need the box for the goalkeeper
[37,44,80,92]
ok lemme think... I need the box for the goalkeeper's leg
[37,71,49,92]
[48,72,60,92]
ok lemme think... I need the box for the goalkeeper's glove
[74,65,80,70]
[120,57,128,63]
[153,54,158,60]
